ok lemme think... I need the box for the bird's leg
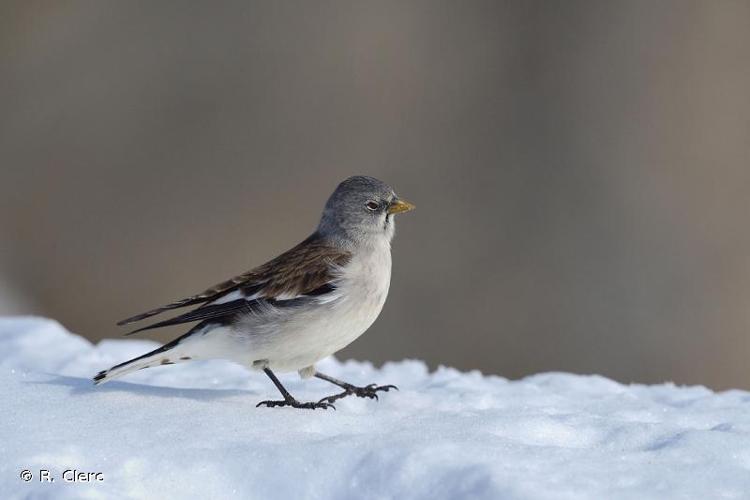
[315,371,397,404]
[256,368,335,410]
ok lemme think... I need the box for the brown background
[2,1,750,389]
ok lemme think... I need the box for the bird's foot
[256,397,335,410]
[318,383,398,404]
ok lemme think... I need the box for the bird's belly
[261,284,388,372]
[187,294,386,372]
[187,244,392,373]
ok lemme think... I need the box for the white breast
[330,240,393,341]
[272,240,392,370]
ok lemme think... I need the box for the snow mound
[2,317,750,499]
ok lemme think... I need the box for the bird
[93,175,415,409]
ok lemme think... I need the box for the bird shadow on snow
[28,374,257,401]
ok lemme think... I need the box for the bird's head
[318,175,415,245]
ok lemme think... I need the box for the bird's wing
[117,233,351,334]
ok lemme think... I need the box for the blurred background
[2,1,749,389]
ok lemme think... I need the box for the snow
[2,317,750,499]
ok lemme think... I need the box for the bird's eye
[365,201,379,211]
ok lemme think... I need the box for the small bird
[94,176,414,409]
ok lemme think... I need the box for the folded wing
[118,233,351,335]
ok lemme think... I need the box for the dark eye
[365,201,379,211]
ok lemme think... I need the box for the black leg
[256,368,335,410]
[315,371,398,405]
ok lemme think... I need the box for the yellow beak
[387,198,416,215]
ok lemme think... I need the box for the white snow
[2,316,750,499]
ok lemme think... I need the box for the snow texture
[2,317,750,499]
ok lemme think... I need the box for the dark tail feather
[92,333,192,385]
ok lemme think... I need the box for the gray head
[317,176,415,245]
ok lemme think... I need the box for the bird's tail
[93,336,192,385]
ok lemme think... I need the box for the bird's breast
[338,243,392,309]
[320,243,392,347]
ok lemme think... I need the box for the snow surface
[2,317,750,500]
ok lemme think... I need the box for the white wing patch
[209,290,245,305]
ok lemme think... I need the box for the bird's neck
[317,228,391,254]
[317,222,394,252]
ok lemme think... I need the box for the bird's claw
[364,383,398,393]
[256,399,335,410]
[318,383,398,404]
